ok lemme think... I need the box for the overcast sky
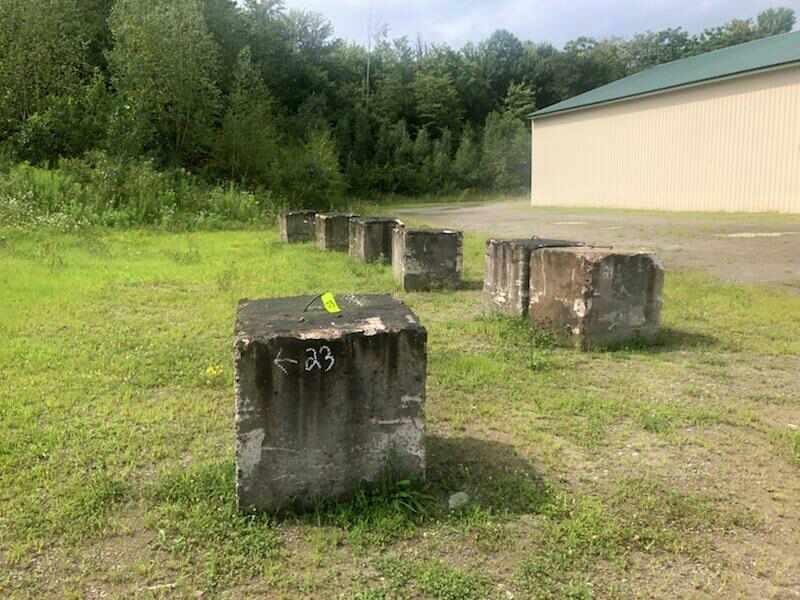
[281,0,800,48]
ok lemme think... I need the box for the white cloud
[281,0,800,47]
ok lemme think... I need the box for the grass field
[1,225,799,598]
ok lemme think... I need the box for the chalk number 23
[305,346,335,372]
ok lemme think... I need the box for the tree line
[0,1,795,206]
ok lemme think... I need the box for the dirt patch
[396,200,800,289]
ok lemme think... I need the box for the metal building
[531,31,800,213]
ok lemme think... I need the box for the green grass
[516,477,748,599]
[1,225,799,598]
[376,556,490,600]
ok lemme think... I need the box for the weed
[147,461,280,588]
[165,247,201,265]
[415,560,489,600]
[638,407,675,434]
[76,233,111,257]
[35,239,67,271]
[215,267,238,292]
[471,517,508,553]
[308,478,435,548]
[204,364,225,387]
[376,556,489,600]
[769,428,800,466]
[349,589,389,600]
[480,313,557,372]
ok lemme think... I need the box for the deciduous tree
[108,0,222,164]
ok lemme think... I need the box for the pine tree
[453,123,482,189]
[214,47,279,185]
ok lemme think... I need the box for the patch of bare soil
[3,509,163,599]
[564,422,800,599]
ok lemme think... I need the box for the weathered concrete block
[392,227,463,291]
[316,213,358,252]
[234,294,427,513]
[484,238,585,317]
[529,248,664,350]
[349,218,403,263]
[279,211,317,243]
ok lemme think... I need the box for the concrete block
[349,218,403,263]
[392,227,463,291]
[234,294,427,513]
[484,238,585,317]
[529,248,664,350]
[316,213,358,252]
[279,211,317,243]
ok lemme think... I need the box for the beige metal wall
[531,65,800,213]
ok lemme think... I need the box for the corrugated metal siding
[531,66,800,213]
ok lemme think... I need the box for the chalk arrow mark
[273,349,298,375]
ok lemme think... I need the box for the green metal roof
[533,30,800,118]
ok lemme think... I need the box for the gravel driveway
[396,199,800,290]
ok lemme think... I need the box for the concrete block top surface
[538,246,659,262]
[403,227,461,235]
[236,294,425,341]
[352,217,402,225]
[317,213,358,220]
[486,237,586,249]
[281,210,317,217]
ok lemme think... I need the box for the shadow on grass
[147,433,550,555]
[458,279,484,291]
[294,434,550,547]
[647,327,717,353]
[593,327,718,354]
[426,434,550,515]
[146,445,743,590]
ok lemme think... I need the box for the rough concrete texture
[316,213,358,252]
[234,294,427,513]
[392,227,464,291]
[279,211,317,243]
[529,248,664,350]
[349,218,403,263]
[484,238,585,317]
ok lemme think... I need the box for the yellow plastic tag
[321,292,341,314]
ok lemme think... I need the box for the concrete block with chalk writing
[233,294,427,512]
